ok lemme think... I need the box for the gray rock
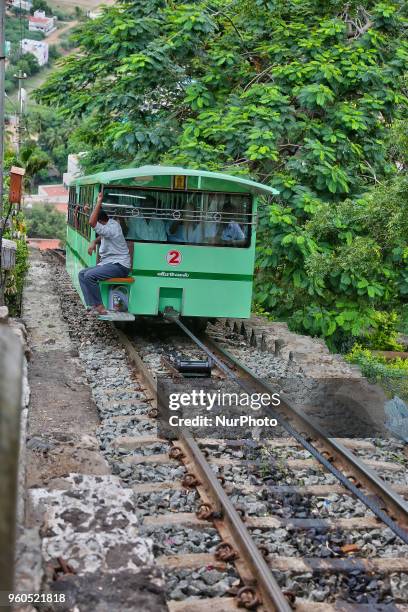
[202,569,224,586]
[169,587,185,600]
[212,578,232,597]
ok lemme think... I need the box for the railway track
[48,248,408,611]
[48,247,66,264]
[116,319,408,611]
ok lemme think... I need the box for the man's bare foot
[94,304,108,315]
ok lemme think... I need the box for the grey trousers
[78,263,130,307]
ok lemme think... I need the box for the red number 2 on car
[166,250,182,266]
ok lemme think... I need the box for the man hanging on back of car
[77,190,130,315]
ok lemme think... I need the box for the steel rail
[171,317,408,543]
[49,251,408,600]
[48,253,291,609]
[208,338,408,533]
[116,326,292,612]
[48,248,66,265]
[178,434,292,612]
[45,256,408,540]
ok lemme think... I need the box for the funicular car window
[102,188,253,247]
[67,187,77,228]
[70,185,94,239]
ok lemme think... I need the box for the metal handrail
[100,204,257,225]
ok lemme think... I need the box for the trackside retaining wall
[0,320,23,593]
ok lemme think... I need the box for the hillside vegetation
[36,0,408,350]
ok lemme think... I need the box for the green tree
[48,45,61,62]
[35,0,408,348]
[25,205,66,243]
[30,0,53,16]
[2,149,30,316]
[74,6,84,20]
[25,106,77,175]
[5,53,41,93]
[18,144,51,192]
[5,16,44,45]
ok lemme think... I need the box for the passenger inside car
[126,196,167,241]
[220,202,246,245]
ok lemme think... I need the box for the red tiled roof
[29,15,52,24]
[55,203,68,215]
[28,238,61,250]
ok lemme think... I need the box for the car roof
[72,165,279,196]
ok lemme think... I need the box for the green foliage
[363,312,403,351]
[347,345,408,374]
[28,0,71,20]
[2,151,29,316]
[400,305,408,335]
[35,0,408,348]
[346,344,408,399]
[30,0,53,15]
[2,199,29,316]
[74,6,84,20]
[252,303,275,321]
[18,144,51,192]
[5,53,40,93]
[25,205,66,244]
[36,0,408,176]
[5,15,44,46]
[5,9,67,93]
[256,175,408,349]
[25,105,77,176]
[387,118,408,171]
[4,239,29,316]
[49,45,61,61]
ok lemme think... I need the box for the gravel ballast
[46,254,408,606]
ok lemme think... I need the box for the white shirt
[222,222,245,242]
[127,217,167,242]
[95,219,131,268]
[166,221,219,244]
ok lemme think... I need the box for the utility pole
[15,69,27,154]
[0,0,6,305]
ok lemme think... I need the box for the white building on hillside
[87,9,102,19]
[63,153,85,188]
[11,0,33,12]
[28,11,56,36]
[21,39,49,66]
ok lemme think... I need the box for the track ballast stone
[17,250,166,611]
[47,253,408,607]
